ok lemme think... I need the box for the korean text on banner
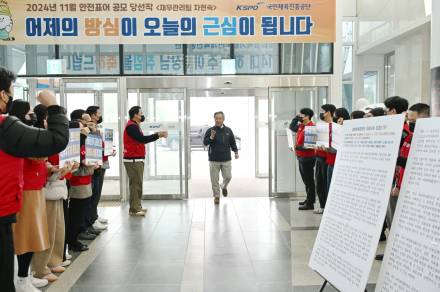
[104,128,114,156]
[331,122,342,150]
[3,0,336,44]
[304,125,317,148]
[85,133,103,165]
[316,122,329,148]
[309,114,405,292]
[59,128,81,167]
[376,117,440,292]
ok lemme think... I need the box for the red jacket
[123,120,146,159]
[23,158,47,191]
[295,121,315,158]
[316,149,327,158]
[69,143,92,187]
[0,116,25,218]
[395,123,413,189]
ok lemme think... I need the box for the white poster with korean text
[316,122,330,148]
[85,133,103,166]
[376,117,440,292]
[59,128,81,167]
[309,114,405,292]
[304,125,317,148]
[104,128,114,156]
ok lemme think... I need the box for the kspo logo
[236,2,264,11]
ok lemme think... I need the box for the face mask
[140,115,145,123]
[319,113,325,120]
[97,117,103,124]
[333,117,339,123]
[408,122,416,132]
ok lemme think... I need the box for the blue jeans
[327,165,334,194]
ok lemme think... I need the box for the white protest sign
[309,114,405,292]
[85,133,103,166]
[331,122,342,151]
[286,128,295,149]
[376,117,440,292]
[316,122,330,148]
[103,128,114,156]
[304,125,317,148]
[59,128,81,167]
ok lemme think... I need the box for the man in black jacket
[0,66,69,292]
[203,111,239,204]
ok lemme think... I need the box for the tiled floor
[44,197,384,292]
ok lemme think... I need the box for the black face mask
[97,117,103,124]
[140,115,145,123]
[319,113,325,121]
[408,122,416,132]
[4,94,13,114]
[25,113,37,126]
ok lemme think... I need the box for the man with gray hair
[203,111,239,204]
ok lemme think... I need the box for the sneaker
[31,276,48,288]
[66,251,72,260]
[141,208,148,213]
[129,211,146,217]
[313,208,324,214]
[298,200,308,206]
[16,277,41,292]
[87,226,102,235]
[298,204,314,211]
[222,188,228,197]
[61,260,71,267]
[78,231,97,240]
[42,273,58,282]
[98,217,108,224]
[214,196,220,204]
[69,241,89,252]
[92,220,108,231]
[51,266,66,273]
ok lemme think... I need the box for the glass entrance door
[269,87,324,197]
[138,89,187,199]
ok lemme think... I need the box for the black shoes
[222,188,228,197]
[375,254,384,261]
[69,241,89,252]
[298,204,314,211]
[87,226,102,236]
[78,230,97,240]
[299,200,308,206]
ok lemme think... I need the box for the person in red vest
[290,108,316,211]
[375,95,409,261]
[0,67,69,292]
[123,106,168,217]
[313,104,335,214]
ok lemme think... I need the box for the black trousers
[85,169,106,227]
[0,222,15,292]
[67,197,90,245]
[298,157,316,205]
[63,199,69,260]
[315,157,328,208]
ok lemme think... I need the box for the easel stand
[319,279,368,292]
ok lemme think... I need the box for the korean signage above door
[1,0,335,44]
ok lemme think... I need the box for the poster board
[309,114,405,292]
[375,117,440,292]
[85,133,103,165]
[59,128,81,167]
[286,128,294,149]
[316,122,330,148]
[331,122,342,150]
[103,128,114,156]
[304,125,317,148]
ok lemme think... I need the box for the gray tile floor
[44,197,384,292]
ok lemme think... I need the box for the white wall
[353,54,384,107]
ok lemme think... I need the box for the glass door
[138,89,187,199]
[268,87,320,197]
[62,79,121,200]
[255,96,269,178]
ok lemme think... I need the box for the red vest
[0,115,25,217]
[23,158,47,190]
[326,123,337,166]
[295,121,316,158]
[123,120,146,159]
